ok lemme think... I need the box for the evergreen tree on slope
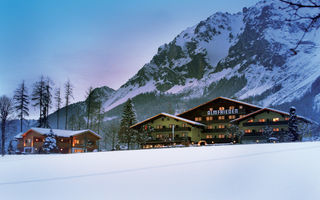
[118,98,138,150]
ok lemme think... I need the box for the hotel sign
[207,109,239,116]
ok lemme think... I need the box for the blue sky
[0,0,260,108]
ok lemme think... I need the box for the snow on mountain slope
[1,142,320,200]
[99,0,320,120]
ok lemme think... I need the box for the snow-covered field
[1,142,320,200]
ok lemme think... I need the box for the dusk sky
[0,0,260,109]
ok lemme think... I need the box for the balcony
[202,128,227,133]
[146,137,191,144]
[153,127,191,132]
[243,121,288,127]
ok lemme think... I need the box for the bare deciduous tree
[0,95,14,156]
[280,0,320,54]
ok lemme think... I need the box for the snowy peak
[101,0,320,122]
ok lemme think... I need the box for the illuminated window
[74,149,83,153]
[239,105,243,109]
[273,118,280,122]
[259,119,265,122]
[206,116,213,121]
[156,125,162,129]
[195,117,202,121]
[206,135,213,139]
[74,140,80,144]
[273,128,280,132]
[218,116,225,120]
[218,124,225,129]
[209,108,213,111]
[218,134,225,138]
[245,129,252,133]
[182,133,188,137]
[258,129,264,133]
[285,117,290,121]
[60,139,64,142]
[239,115,245,118]
[229,115,236,119]
[182,123,187,127]
[169,124,175,128]
[248,119,254,123]
[207,125,213,129]
[219,107,225,110]
[229,106,235,110]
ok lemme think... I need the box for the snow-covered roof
[131,112,206,129]
[15,132,24,139]
[230,108,312,123]
[178,96,262,117]
[16,128,101,139]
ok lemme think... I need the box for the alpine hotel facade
[131,97,310,148]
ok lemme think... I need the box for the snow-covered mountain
[99,0,320,122]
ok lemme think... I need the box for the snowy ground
[1,142,320,200]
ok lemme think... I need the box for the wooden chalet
[131,96,311,148]
[15,128,101,154]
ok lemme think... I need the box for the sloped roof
[177,96,262,117]
[16,128,101,139]
[230,108,311,123]
[131,112,205,129]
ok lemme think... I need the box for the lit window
[182,123,187,127]
[273,128,280,132]
[195,117,202,121]
[245,129,252,133]
[61,139,64,142]
[259,119,265,122]
[229,115,236,119]
[285,117,290,121]
[218,134,225,138]
[273,118,280,122]
[206,135,213,139]
[74,140,80,144]
[239,105,243,109]
[169,124,175,128]
[219,107,225,110]
[218,116,225,120]
[239,115,245,118]
[248,119,254,123]
[206,116,213,121]
[218,124,225,129]
[258,129,264,133]
[207,125,213,129]
[229,106,235,110]
[209,108,213,111]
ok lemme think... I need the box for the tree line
[0,76,110,156]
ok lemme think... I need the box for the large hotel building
[131,97,310,148]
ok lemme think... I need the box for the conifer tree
[7,140,15,155]
[54,88,62,129]
[118,98,138,150]
[32,76,46,127]
[13,80,29,132]
[43,77,53,128]
[288,106,299,141]
[42,129,58,153]
[64,80,73,130]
